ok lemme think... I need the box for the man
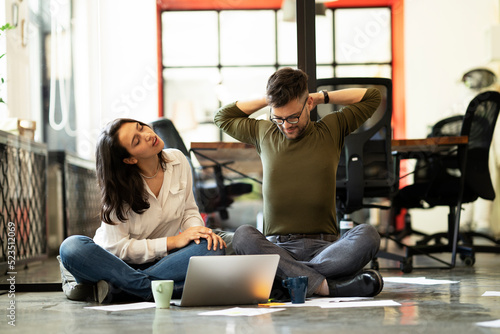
[214,67,383,298]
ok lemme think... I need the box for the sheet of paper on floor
[482,291,500,296]
[476,319,500,328]
[319,300,401,309]
[266,298,400,309]
[267,297,372,308]
[384,277,459,285]
[198,307,286,317]
[84,302,156,312]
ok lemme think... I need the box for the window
[160,7,392,143]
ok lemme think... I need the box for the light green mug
[151,280,174,309]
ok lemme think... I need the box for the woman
[59,118,225,303]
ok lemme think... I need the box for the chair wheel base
[400,258,413,273]
[460,253,476,267]
[370,259,380,271]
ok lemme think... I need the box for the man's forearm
[327,88,367,105]
[235,88,368,114]
[235,97,268,115]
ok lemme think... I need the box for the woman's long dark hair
[96,118,167,224]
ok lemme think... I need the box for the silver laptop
[171,254,280,307]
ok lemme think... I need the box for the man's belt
[267,233,338,243]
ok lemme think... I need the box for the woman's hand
[168,226,227,251]
[203,231,227,251]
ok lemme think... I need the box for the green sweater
[214,88,381,236]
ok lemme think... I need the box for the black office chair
[150,118,252,222]
[394,115,465,241]
[405,114,500,248]
[316,77,409,271]
[392,90,500,268]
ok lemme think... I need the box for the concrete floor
[2,245,500,333]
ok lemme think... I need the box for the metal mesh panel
[0,133,48,268]
[49,152,101,238]
[63,158,101,237]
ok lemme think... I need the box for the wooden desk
[190,142,262,182]
[190,136,469,182]
[391,136,468,153]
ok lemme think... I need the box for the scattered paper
[319,299,401,309]
[266,297,372,308]
[384,277,459,285]
[264,297,399,309]
[482,291,500,296]
[85,302,156,312]
[198,307,285,317]
[476,319,500,328]
[322,297,372,303]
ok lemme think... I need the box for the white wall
[2,0,158,159]
[73,0,100,160]
[74,0,158,160]
[3,0,37,129]
[0,0,6,119]
[97,0,158,126]
[404,0,500,234]
[405,0,500,137]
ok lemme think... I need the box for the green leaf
[1,23,14,31]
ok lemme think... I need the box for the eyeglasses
[270,98,307,125]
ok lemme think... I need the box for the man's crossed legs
[232,224,383,298]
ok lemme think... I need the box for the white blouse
[93,149,204,264]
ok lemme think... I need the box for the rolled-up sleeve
[214,102,262,146]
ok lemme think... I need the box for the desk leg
[213,164,229,220]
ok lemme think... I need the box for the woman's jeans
[232,224,380,297]
[59,235,225,301]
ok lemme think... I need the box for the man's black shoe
[327,269,383,297]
